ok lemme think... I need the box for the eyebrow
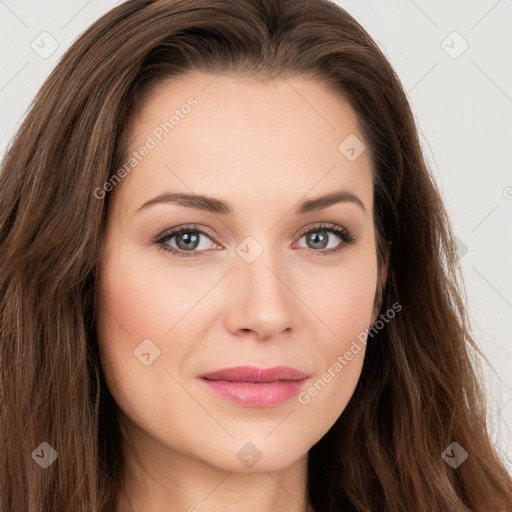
[132,189,366,216]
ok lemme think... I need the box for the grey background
[1,0,511,469]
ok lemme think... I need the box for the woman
[1,0,511,511]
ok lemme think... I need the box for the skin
[95,72,387,512]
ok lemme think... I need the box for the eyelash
[154,222,356,258]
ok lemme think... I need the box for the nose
[223,249,296,341]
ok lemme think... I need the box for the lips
[199,365,308,383]
[198,365,309,407]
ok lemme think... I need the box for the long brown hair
[1,0,511,510]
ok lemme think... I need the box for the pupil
[308,231,328,249]
[177,232,199,250]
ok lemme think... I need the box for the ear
[380,252,389,289]
[370,252,389,325]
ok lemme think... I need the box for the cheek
[95,248,177,394]
[302,240,378,344]
[96,242,210,342]
[295,247,377,415]
[95,243,220,408]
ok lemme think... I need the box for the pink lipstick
[198,365,308,407]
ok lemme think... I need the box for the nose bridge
[236,235,287,301]
[226,233,295,336]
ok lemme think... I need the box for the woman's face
[96,72,382,473]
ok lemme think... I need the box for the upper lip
[199,365,308,383]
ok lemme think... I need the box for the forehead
[114,72,373,219]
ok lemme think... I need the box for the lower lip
[200,378,307,407]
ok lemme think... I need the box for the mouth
[198,365,309,407]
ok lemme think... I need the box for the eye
[294,223,356,255]
[154,224,221,258]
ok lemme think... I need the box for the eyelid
[154,224,220,244]
[295,222,349,239]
